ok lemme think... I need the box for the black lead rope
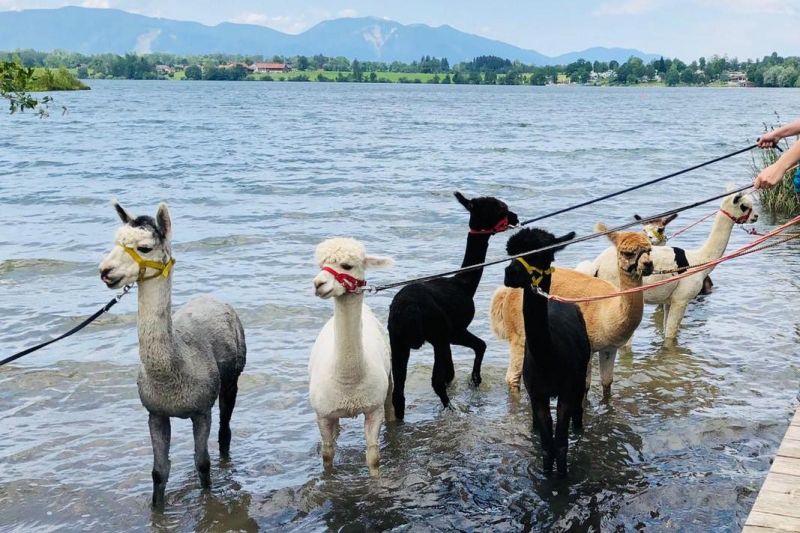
[519,144,757,226]
[0,284,133,368]
[365,184,753,294]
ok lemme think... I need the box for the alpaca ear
[633,214,643,221]
[155,202,172,239]
[454,191,473,211]
[365,255,394,269]
[733,193,742,204]
[112,199,134,224]
[596,222,619,245]
[554,231,576,251]
[663,213,679,225]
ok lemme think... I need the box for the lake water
[1,80,799,532]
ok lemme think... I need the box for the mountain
[0,7,661,65]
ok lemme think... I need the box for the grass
[754,139,800,216]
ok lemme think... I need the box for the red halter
[321,266,366,293]
[468,216,511,235]
[720,207,752,224]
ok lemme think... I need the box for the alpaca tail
[489,286,512,341]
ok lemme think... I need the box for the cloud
[338,8,357,18]
[134,28,160,53]
[593,0,658,16]
[230,11,310,33]
[0,0,20,10]
[707,0,798,15]
[81,0,110,7]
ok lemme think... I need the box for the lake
[1,80,799,531]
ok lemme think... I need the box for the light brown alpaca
[491,225,653,398]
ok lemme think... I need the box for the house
[727,71,750,87]
[251,62,292,73]
[155,64,175,75]
[220,62,255,71]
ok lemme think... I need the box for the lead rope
[0,284,134,367]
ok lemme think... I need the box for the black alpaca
[504,228,591,475]
[388,192,519,419]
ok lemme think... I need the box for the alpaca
[387,192,519,419]
[309,238,395,475]
[635,212,713,294]
[98,201,246,510]
[503,228,591,475]
[579,191,758,342]
[635,213,678,246]
[491,226,653,397]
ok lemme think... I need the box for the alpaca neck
[136,275,178,377]
[332,293,366,383]
[615,271,644,326]
[454,232,491,295]
[697,211,735,260]
[522,275,553,361]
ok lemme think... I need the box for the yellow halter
[118,244,176,282]
[515,257,554,287]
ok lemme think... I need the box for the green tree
[369,71,377,83]
[665,65,681,86]
[0,61,52,116]
[351,59,363,82]
[296,56,310,71]
[184,64,202,80]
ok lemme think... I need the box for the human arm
[753,140,800,189]
[758,118,800,148]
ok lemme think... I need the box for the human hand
[757,130,781,148]
[753,161,787,189]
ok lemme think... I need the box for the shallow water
[1,81,799,531]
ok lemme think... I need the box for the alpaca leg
[571,401,584,432]
[505,340,525,390]
[554,398,572,476]
[599,349,617,400]
[364,408,384,476]
[390,339,410,420]
[384,372,396,423]
[148,413,171,510]
[431,342,454,409]
[191,412,212,489]
[664,300,689,341]
[218,380,238,460]
[451,329,486,387]
[585,356,593,396]
[318,417,339,468]
[662,304,671,331]
[531,396,555,475]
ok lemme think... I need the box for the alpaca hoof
[470,373,482,387]
[602,385,612,402]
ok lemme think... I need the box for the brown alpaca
[491,224,653,398]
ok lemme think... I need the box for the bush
[754,141,800,215]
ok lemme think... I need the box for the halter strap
[469,216,511,235]
[515,257,555,287]
[321,266,366,293]
[118,244,176,282]
[720,207,752,224]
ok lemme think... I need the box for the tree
[369,71,377,83]
[351,59,363,82]
[296,56,310,71]
[609,60,619,70]
[0,61,52,116]
[184,64,202,80]
[665,65,680,86]
[440,58,450,72]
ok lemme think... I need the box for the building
[251,62,292,73]
[155,64,175,75]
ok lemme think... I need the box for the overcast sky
[1,0,799,60]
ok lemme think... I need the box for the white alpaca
[576,190,758,341]
[308,238,395,475]
[98,201,246,510]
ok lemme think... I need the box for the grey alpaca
[98,201,246,510]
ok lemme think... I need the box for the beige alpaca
[491,225,653,398]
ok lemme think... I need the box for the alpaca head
[596,223,653,279]
[503,228,575,289]
[454,192,519,234]
[634,213,678,245]
[99,200,174,289]
[313,238,393,299]
[719,190,759,224]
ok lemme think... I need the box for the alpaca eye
[137,246,153,254]
[741,205,748,211]
[341,264,353,271]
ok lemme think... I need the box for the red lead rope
[321,266,367,293]
[469,216,511,235]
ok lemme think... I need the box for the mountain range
[0,7,661,65]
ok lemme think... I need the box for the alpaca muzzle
[118,244,175,282]
[320,266,366,293]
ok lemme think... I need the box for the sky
[0,0,799,60]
